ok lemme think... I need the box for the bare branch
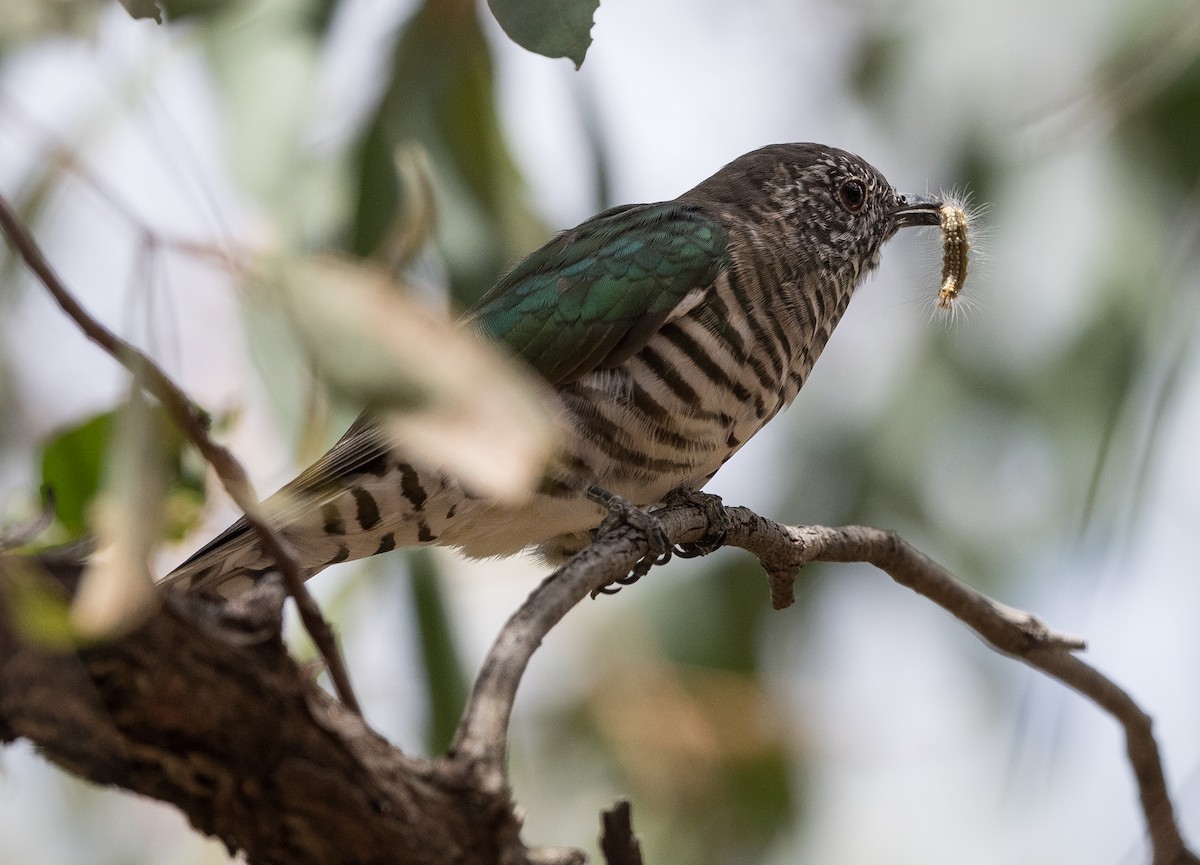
[456,497,1197,865]
[0,194,360,713]
[450,514,653,782]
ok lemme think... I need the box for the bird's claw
[664,488,731,558]
[673,530,727,558]
[587,485,672,598]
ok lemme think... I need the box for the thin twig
[0,488,56,552]
[0,193,360,713]
[455,499,1198,865]
[0,90,250,277]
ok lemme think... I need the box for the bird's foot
[664,488,730,558]
[586,485,672,597]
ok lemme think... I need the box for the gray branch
[2,497,1197,864]
[456,494,1198,865]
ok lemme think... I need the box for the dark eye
[839,179,866,212]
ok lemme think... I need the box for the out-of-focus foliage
[40,405,204,543]
[262,253,558,500]
[0,0,103,46]
[615,559,798,861]
[408,547,469,753]
[487,0,598,69]
[1122,50,1200,189]
[4,1,1200,864]
[1,557,76,649]
[352,0,546,307]
[159,0,239,20]
[13,395,191,645]
[69,391,164,638]
[118,0,164,23]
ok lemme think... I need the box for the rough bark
[0,557,525,865]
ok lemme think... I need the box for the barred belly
[553,261,856,506]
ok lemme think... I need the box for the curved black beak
[892,193,944,228]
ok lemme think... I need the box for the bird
[161,142,945,597]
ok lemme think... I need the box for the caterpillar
[937,203,969,311]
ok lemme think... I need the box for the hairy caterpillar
[937,203,970,311]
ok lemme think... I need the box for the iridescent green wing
[470,202,730,383]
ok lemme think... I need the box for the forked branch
[457,495,1198,865]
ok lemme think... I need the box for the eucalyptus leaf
[118,0,162,23]
[40,407,205,541]
[267,255,559,501]
[487,0,599,68]
[41,412,113,538]
[352,0,546,306]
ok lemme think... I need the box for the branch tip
[600,799,644,865]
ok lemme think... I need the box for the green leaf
[409,549,469,754]
[487,0,599,68]
[351,0,548,307]
[159,0,236,19]
[118,0,162,23]
[40,412,114,538]
[40,407,205,542]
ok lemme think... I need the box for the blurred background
[2,0,1200,862]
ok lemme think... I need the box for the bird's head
[685,142,944,289]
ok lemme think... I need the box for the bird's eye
[839,179,867,212]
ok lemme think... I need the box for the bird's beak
[891,193,944,229]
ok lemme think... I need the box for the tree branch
[456,496,1198,865]
[2,492,1195,862]
[0,554,527,865]
[599,800,644,865]
[0,194,360,713]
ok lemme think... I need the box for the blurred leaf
[353,0,544,306]
[1,558,76,649]
[194,0,324,230]
[848,19,905,106]
[409,549,469,754]
[1123,51,1200,187]
[266,254,559,501]
[118,0,161,23]
[159,0,236,20]
[41,412,112,538]
[727,746,795,844]
[0,0,102,44]
[70,391,164,639]
[382,144,439,274]
[652,556,777,673]
[1102,4,1200,187]
[585,656,794,863]
[40,407,205,541]
[487,0,598,69]
[70,494,159,638]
